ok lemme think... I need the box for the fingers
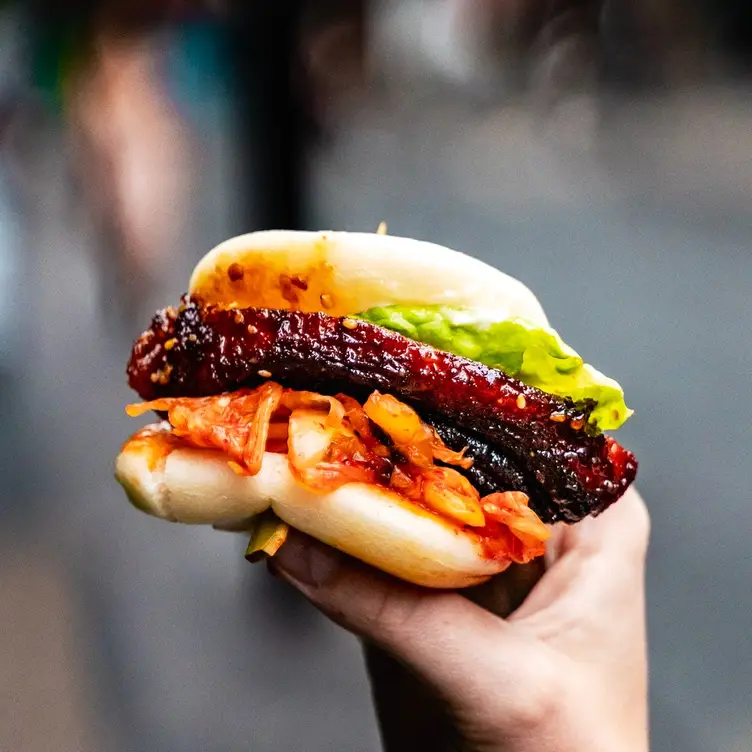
[453,488,650,624]
[269,530,536,708]
[512,487,650,624]
[561,487,651,561]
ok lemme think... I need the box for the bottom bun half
[116,424,507,588]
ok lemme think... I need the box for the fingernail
[274,534,341,588]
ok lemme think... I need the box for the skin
[270,487,650,752]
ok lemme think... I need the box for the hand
[271,488,650,752]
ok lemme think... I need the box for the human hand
[271,487,650,752]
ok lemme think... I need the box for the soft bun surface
[189,230,549,325]
[116,424,505,589]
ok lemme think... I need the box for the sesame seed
[158,365,173,385]
[164,338,177,351]
[234,311,245,324]
[320,293,334,309]
[516,394,526,409]
[150,372,159,383]
[188,334,197,342]
[342,318,358,330]
[377,221,387,235]
[247,324,258,334]
[258,370,272,378]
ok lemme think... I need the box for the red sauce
[123,425,185,472]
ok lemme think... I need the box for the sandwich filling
[125,298,637,533]
[126,384,550,564]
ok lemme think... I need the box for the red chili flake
[290,275,309,291]
[227,263,244,282]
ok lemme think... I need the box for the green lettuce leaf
[357,305,632,430]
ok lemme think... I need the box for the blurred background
[1,1,751,750]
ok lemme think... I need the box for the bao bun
[189,230,549,324]
[117,425,503,588]
[116,230,549,588]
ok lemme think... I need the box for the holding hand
[272,487,650,752]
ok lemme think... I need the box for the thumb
[269,531,537,710]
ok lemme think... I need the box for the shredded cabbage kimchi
[127,383,550,563]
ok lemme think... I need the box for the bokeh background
[1,2,751,751]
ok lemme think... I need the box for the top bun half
[189,230,549,326]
